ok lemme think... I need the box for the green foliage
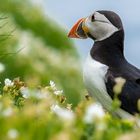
[0,79,136,140]
[0,0,75,51]
[0,0,84,106]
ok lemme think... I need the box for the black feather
[89,10,140,115]
[105,69,140,114]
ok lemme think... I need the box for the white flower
[49,80,56,88]
[54,90,63,95]
[84,103,105,123]
[2,107,13,117]
[4,78,14,86]
[0,63,5,73]
[50,80,55,87]
[7,129,19,139]
[51,104,75,121]
[20,87,30,98]
[33,91,47,99]
[51,104,61,112]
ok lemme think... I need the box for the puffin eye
[91,14,95,22]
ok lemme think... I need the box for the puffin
[68,10,140,118]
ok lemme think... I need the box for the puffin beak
[68,18,89,39]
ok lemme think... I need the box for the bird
[68,10,140,118]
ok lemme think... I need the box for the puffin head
[68,10,123,41]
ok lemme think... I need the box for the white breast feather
[83,54,133,119]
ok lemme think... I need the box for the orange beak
[68,18,88,39]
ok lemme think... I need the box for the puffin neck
[90,30,126,67]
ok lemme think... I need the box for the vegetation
[0,0,84,106]
[0,78,136,140]
[0,1,140,140]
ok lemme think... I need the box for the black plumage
[68,10,140,115]
[90,11,140,115]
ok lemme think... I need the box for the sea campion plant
[0,78,138,140]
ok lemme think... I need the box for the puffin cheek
[87,24,97,37]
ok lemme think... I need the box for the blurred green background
[0,0,84,106]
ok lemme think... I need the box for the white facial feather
[84,12,119,41]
